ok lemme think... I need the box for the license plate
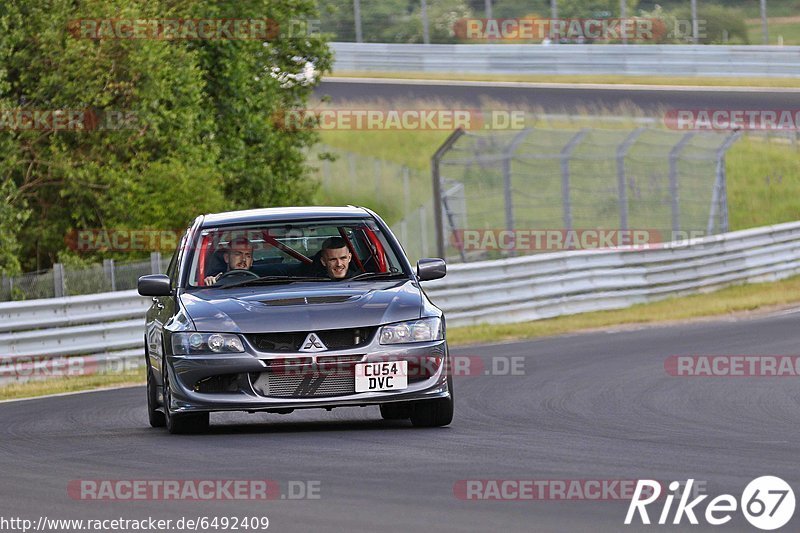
[355,361,408,392]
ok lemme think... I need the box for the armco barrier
[330,43,800,78]
[2,220,800,382]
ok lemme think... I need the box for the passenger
[319,237,358,279]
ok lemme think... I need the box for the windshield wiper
[347,271,409,281]
[219,275,328,289]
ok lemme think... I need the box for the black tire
[147,365,166,428]
[410,376,454,427]
[163,361,209,435]
[380,402,412,420]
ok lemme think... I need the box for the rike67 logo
[625,477,795,530]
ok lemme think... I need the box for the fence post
[420,206,429,258]
[353,0,363,43]
[708,131,741,234]
[374,159,381,199]
[348,153,357,190]
[669,132,695,235]
[322,158,331,187]
[503,129,533,254]
[53,263,65,298]
[1,274,9,300]
[421,0,430,44]
[103,258,116,291]
[403,166,410,215]
[616,128,646,232]
[560,130,589,233]
[150,252,162,274]
[431,128,466,258]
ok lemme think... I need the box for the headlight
[172,332,245,355]
[379,318,443,345]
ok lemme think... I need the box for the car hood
[180,280,423,333]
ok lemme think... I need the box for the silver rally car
[138,206,452,434]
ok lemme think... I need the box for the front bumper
[166,337,450,413]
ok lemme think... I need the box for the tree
[0,0,332,271]
[557,0,639,18]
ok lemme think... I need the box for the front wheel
[163,362,209,434]
[410,376,454,427]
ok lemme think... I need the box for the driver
[203,236,254,286]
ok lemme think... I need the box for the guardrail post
[103,259,116,291]
[53,263,65,298]
[150,252,162,274]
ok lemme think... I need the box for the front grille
[250,369,356,398]
[248,327,376,352]
[316,354,364,365]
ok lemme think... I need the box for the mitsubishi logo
[299,333,326,353]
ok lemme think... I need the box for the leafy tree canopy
[0,0,331,272]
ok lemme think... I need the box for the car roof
[200,206,372,227]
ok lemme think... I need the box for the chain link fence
[431,126,742,262]
[0,125,766,300]
[311,144,436,263]
[0,254,169,302]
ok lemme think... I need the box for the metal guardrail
[424,221,800,325]
[2,220,800,382]
[330,43,800,78]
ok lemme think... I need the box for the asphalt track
[317,78,800,113]
[2,310,800,532]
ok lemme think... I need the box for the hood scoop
[260,295,359,306]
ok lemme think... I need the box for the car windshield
[185,218,408,288]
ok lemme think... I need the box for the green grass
[727,136,800,229]
[0,367,144,401]
[747,17,800,45]
[330,71,800,88]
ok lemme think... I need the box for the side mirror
[417,258,446,281]
[138,274,172,297]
